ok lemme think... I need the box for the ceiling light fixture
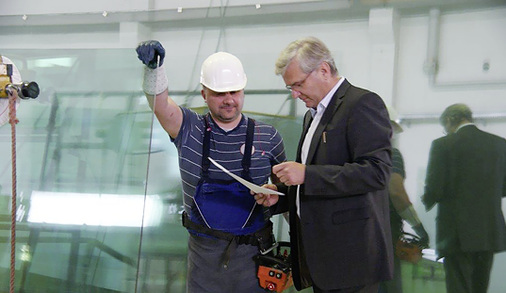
[102,11,108,17]
[177,7,183,13]
[255,4,261,9]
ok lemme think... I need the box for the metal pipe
[424,8,440,86]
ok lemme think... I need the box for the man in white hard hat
[136,41,286,292]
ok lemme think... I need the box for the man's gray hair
[275,36,338,76]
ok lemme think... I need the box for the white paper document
[208,157,284,196]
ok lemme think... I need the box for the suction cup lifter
[0,63,39,99]
[5,82,40,99]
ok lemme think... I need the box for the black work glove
[136,40,165,69]
[412,223,429,248]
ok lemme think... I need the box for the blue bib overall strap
[192,114,262,233]
[184,114,275,267]
[201,114,254,181]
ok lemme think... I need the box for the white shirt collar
[309,77,345,118]
[456,122,474,132]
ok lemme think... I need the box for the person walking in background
[135,41,286,292]
[422,103,506,293]
[254,36,394,293]
[379,107,430,293]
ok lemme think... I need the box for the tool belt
[254,241,293,292]
[183,211,277,268]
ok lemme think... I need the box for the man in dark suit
[254,36,393,293]
[422,103,506,293]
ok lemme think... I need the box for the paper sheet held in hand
[208,157,284,196]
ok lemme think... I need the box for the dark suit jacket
[274,79,394,290]
[423,124,506,257]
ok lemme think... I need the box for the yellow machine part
[0,75,11,98]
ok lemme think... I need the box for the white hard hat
[386,105,403,133]
[200,52,247,92]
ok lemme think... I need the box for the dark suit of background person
[257,37,394,293]
[422,103,506,293]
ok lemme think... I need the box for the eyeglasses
[285,69,314,91]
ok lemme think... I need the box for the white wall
[396,8,506,115]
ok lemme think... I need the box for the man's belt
[182,211,273,248]
[182,211,277,268]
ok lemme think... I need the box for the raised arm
[136,40,183,139]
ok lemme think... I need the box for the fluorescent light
[27,190,163,227]
[28,57,76,68]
